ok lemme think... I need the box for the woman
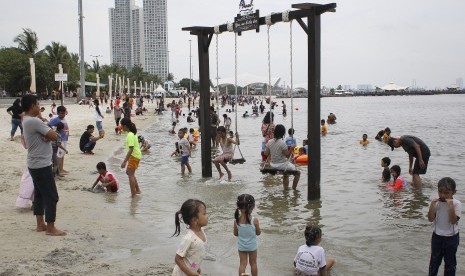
[7,99,23,141]
[260,111,275,161]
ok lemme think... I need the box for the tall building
[456,77,464,89]
[144,0,169,80]
[109,0,168,80]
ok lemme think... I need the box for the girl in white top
[213,126,240,181]
[172,199,208,276]
[93,99,104,138]
[294,225,335,276]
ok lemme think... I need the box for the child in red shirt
[90,162,118,192]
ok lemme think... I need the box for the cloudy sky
[1,0,464,89]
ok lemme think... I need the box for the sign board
[234,10,260,34]
[55,73,68,82]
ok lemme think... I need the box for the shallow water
[104,94,464,275]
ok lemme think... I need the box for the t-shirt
[433,199,461,236]
[122,102,131,118]
[49,116,69,141]
[294,244,327,276]
[22,116,53,169]
[179,137,190,157]
[400,135,430,158]
[7,105,23,119]
[285,136,297,147]
[172,229,207,275]
[97,171,118,192]
[126,132,142,159]
[79,131,92,151]
[52,132,62,152]
[266,138,288,165]
[114,105,122,119]
[95,106,103,122]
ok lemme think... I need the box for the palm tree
[45,42,70,70]
[13,28,39,56]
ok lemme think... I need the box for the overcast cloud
[0,0,464,89]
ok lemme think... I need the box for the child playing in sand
[213,126,240,181]
[90,162,118,192]
[360,133,369,146]
[321,119,327,136]
[294,225,335,276]
[427,177,461,275]
[178,129,192,175]
[234,194,261,276]
[120,118,141,197]
[172,199,208,276]
[381,157,391,182]
[386,165,406,190]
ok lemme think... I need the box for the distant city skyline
[0,0,464,88]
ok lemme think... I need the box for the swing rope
[214,26,220,117]
[231,31,245,164]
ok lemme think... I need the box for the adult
[327,113,337,124]
[6,98,23,141]
[282,101,287,116]
[210,107,220,147]
[48,106,69,175]
[388,135,431,187]
[21,95,66,236]
[122,98,131,119]
[260,111,275,161]
[265,124,301,190]
[79,125,101,154]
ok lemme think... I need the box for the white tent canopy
[155,84,166,93]
[378,82,409,91]
[218,72,281,87]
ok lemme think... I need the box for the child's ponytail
[172,210,181,237]
[234,208,240,224]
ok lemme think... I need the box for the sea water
[104,94,465,275]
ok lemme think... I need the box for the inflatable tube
[293,146,301,155]
[295,154,308,165]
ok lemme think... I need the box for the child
[90,162,118,192]
[52,122,68,177]
[120,118,141,197]
[105,107,111,114]
[138,135,151,152]
[178,129,192,175]
[285,128,297,148]
[223,114,232,131]
[213,126,240,181]
[382,127,391,143]
[428,177,461,275]
[359,133,369,146]
[294,225,335,276]
[94,99,105,138]
[386,165,406,190]
[188,128,197,149]
[381,157,391,182]
[169,121,177,134]
[375,129,384,141]
[234,194,261,276]
[320,119,327,136]
[172,199,208,276]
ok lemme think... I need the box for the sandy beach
[0,98,174,275]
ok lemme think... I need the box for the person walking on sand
[21,95,66,236]
[388,135,431,187]
[7,98,23,141]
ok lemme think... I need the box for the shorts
[210,127,217,139]
[181,155,189,165]
[214,153,233,163]
[271,162,296,171]
[413,154,430,175]
[57,141,67,158]
[96,121,103,132]
[127,156,140,170]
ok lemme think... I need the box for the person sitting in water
[327,113,337,124]
[382,127,391,143]
[243,111,249,117]
[321,119,327,136]
[381,157,391,182]
[187,113,195,123]
[138,135,151,152]
[375,130,385,141]
[90,162,118,192]
[252,105,259,116]
[386,165,406,190]
[359,133,369,146]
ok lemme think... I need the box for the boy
[427,177,461,275]
[321,119,327,136]
[223,114,232,131]
[188,128,197,149]
[285,128,297,148]
[178,129,192,175]
[381,157,391,182]
[79,125,101,154]
[90,162,118,192]
[49,106,69,175]
[359,133,369,146]
[52,122,68,177]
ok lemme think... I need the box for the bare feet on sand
[45,227,67,236]
[36,224,47,232]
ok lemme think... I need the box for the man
[21,95,66,236]
[79,125,101,154]
[210,107,220,147]
[388,135,431,187]
[48,106,69,176]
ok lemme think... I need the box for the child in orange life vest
[386,165,406,191]
[90,162,118,192]
[321,119,327,136]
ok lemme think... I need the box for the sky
[0,0,464,89]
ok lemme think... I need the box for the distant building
[357,84,373,92]
[456,77,464,89]
[109,0,168,80]
[343,85,351,91]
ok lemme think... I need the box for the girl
[94,99,105,138]
[213,126,240,181]
[172,199,208,276]
[234,194,261,276]
[120,118,141,197]
[386,165,406,191]
[260,111,275,161]
[294,225,335,276]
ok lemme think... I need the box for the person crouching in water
[213,126,240,181]
[120,118,142,197]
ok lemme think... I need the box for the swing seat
[260,167,299,176]
[229,158,246,165]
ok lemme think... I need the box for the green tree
[0,47,29,96]
[178,78,199,92]
[13,28,39,56]
[167,72,174,81]
[45,42,70,70]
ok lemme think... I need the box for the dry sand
[0,99,174,275]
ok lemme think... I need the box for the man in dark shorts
[210,107,220,148]
[388,135,431,187]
